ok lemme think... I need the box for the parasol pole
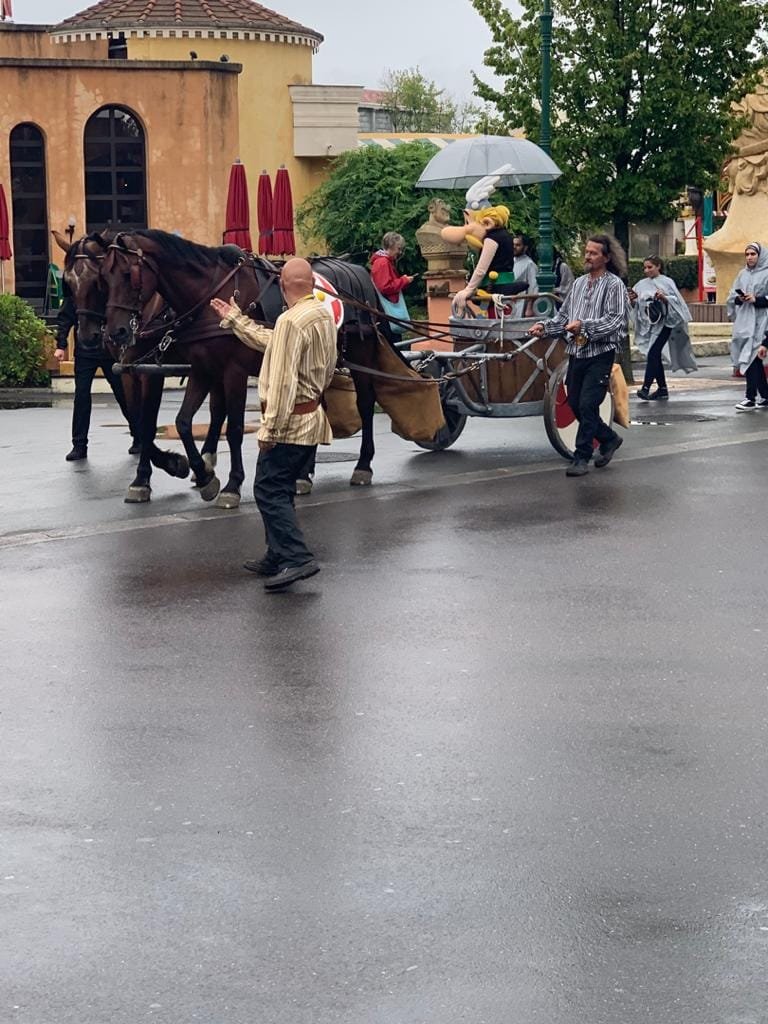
[536,0,556,293]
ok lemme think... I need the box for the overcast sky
[21,0,516,102]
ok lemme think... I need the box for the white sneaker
[757,398,768,408]
[736,399,757,411]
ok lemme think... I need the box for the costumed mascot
[441,165,528,316]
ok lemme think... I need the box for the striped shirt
[221,296,337,445]
[539,270,630,359]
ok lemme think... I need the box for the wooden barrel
[451,317,566,405]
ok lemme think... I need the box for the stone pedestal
[414,198,469,352]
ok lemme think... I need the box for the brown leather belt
[260,398,319,415]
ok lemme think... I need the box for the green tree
[470,0,768,252]
[380,68,458,133]
[296,141,537,285]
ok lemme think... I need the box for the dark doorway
[84,106,147,233]
[9,123,50,309]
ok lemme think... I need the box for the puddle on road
[631,414,720,425]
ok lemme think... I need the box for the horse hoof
[171,454,190,480]
[198,474,221,502]
[202,452,218,472]
[350,469,373,487]
[296,479,313,495]
[124,485,151,503]
[215,490,241,510]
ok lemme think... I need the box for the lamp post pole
[537,0,556,293]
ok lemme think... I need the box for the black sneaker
[128,440,142,455]
[264,561,320,591]
[243,556,280,577]
[65,445,88,462]
[594,434,623,468]
[648,388,669,400]
[636,386,651,400]
[566,458,589,477]
[735,398,756,412]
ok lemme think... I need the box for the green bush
[0,294,53,386]
[627,256,698,292]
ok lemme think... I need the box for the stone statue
[415,198,467,272]
[705,78,768,300]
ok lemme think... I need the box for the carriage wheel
[413,382,468,452]
[543,359,614,460]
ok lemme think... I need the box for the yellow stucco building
[0,0,363,307]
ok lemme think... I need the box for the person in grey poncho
[630,255,697,401]
[728,242,768,411]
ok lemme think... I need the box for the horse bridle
[67,241,109,327]
[104,236,277,348]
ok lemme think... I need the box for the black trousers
[253,443,316,569]
[744,356,768,401]
[72,346,133,447]
[643,326,672,390]
[566,349,618,461]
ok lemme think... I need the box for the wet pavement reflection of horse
[100,229,388,507]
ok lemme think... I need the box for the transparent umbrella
[415,135,561,190]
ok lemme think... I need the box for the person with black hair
[53,279,137,462]
[530,233,629,477]
[629,255,696,401]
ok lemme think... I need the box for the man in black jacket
[53,280,137,461]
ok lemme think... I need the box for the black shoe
[566,458,589,477]
[128,440,142,455]
[594,434,623,468]
[264,561,320,591]
[636,386,651,400]
[648,388,668,400]
[65,445,88,462]
[243,556,280,577]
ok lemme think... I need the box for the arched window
[9,123,49,307]
[84,106,147,232]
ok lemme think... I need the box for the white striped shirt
[540,271,630,358]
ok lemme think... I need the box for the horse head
[101,232,161,351]
[57,230,113,347]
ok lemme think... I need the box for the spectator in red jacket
[370,232,415,301]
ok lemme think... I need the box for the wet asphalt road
[3,364,768,1024]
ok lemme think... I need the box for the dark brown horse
[100,230,387,508]
[59,231,226,502]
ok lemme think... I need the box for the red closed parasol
[272,165,296,256]
[222,159,252,251]
[0,183,12,294]
[256,170,273,256]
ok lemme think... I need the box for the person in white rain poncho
[630,255,697,401]
[728,242,768,412]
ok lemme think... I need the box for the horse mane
[128,228,244,268]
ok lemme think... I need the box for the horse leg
[215,368,248,510]
[175,374,221,501]
[131,374,190,483]
[124,373,163,503]
[350,373,375,486]
[296,444,317,495]
[201,381,225,474]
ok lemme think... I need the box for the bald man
[212,258,338,590]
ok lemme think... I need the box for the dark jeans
[72,346,133,447]
[643,326,671,390]
[566,349,618,461]
[254,443,316,569]
[744,356,768,401]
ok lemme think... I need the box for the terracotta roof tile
[53,0,321,40]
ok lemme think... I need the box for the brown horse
[57,231,224,501]
[100,230,387,508]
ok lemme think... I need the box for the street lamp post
[537,0,556,293]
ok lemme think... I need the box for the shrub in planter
[0,294,53,386]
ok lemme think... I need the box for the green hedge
[627,256,698,292]
[0,294,53,386]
